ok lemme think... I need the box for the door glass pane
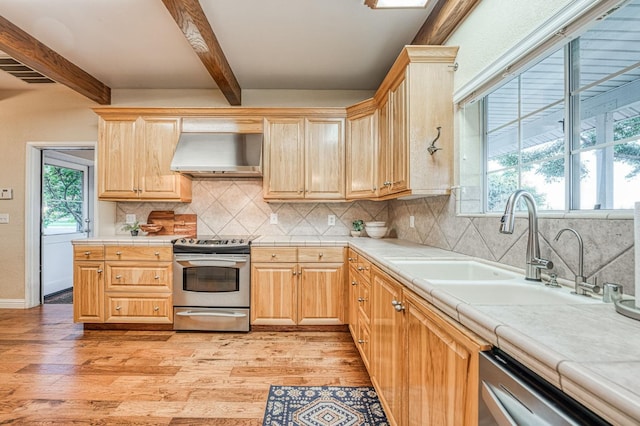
[42,165,85,234]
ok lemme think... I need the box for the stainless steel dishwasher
[479,349,611,425]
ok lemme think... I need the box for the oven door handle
[176,259,246,267]
[176,310,248,318]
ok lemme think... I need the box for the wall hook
[427,126,442,156]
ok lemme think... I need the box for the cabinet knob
[351,280,358,286]
[319,253,324,258]
[154,306,160,311]
[358,339,367,344]
[115,306,121,311]
[84,251,91,256]
[357,266,364,271]
[293,270,297,276]
[271,253,277,258]
[348,257,353,261]
[97,269,103,274]
[154,251,160,256]
[115,275,122,279]
[358,297,366,302]
[391,300,405,312]
[116,251,122,256]
[154,275,160,280]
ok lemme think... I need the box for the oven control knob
[189,239,195,244]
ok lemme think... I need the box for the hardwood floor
[0,305,371,425]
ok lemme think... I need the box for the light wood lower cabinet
[251,247,345,326]
[73,244,173,324]
[349,255,490,426]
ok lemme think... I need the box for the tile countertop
[254,236,640,425]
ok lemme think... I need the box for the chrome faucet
[554,228,601,296]
[499,190,553,281]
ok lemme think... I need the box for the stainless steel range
[172,236,252,332]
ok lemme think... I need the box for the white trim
[0,299,27,309]
[453,0,623,104]
[25,141,97,309]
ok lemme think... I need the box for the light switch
[0,213,8,224]
[125,214,136,223]
[270,213,278,224]
[409,216,415,228]
[328,215,336,226]
[0,188,12,199]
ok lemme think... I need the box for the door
[42,150,92,301]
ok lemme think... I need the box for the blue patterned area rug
[262,385,389,426]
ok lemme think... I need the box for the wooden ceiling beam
[0,15,111,105]
[162,0,242,105]
[411,0,480,45]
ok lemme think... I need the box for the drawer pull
[115,275,122,279]
[97,269,103,274]
[358,297,366,302]
[154,306,160,311]
[351,280,358,286]
[271,253,277,258]
[115,305,121,311]
[358,339,367,344]
[154,251,160,256]
[292,270,297,276]
[116,251,122,256]
[357,266,364,271]
[84,251,91,256]
[154,275,160,280]
[319,253,324,258]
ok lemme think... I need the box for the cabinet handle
[84,251,91,256]
[348,257,354,261]
[116,251,122,256]
[154,251,160,256]
[115,274,122,279]
[351,280,358,286]
[115,306,121,311]
[154,306,160,311]
[271,253,277,258]
[319,253,324,258]
[154,275,160,280]
[358,297,366,302]
[298,269,302,275]
[357,266,364,271]
[293,270,297,276]
[97,269,103,274]
[358,339,367,344]
[391,300,405,312]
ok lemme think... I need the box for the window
[479,0,640,212]
[42,159,87,235]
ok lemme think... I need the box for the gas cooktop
[172,235,254,254]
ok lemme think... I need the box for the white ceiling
[0,0,434,93]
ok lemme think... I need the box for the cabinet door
[138,117,191,201]
[346,111,378,199]
[405,292,484,426]
[98,118,138,199]
[73,261,104,323]
[263,118,305,199]
[371,269,405,426]
[377,94,391,196]
[298,263,344,325]
[305,118,345,199]
[389,76,408,194]
[250,263,298,325]
[348,267,360,334]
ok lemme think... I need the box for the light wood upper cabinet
[97,114,192,202]
[262,117,305,199]
[346,99,378,199]
[263,116,345,201]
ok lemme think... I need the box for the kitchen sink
[387,259,520,281]
[432,282,600,305]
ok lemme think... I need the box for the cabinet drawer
[298,247,344,263]
[251,247,298,262]
[356,257,372,281]
[357,317,371,371]
[358,279,371,324]
[105,262,172,291]
[105,246,172,261]
[105,294,172,323]
[74,246,105,260]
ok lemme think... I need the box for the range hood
[170,132,263,177]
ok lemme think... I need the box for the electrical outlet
[0,213,8,224]
[409,215,415,228]
[125,214,136,224]
[328,214,336,226]
[270,213,278,224]
[0,188,12,200]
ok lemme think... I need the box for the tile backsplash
[116,178,389,237]
[117,179,635,296]
[389,193,636,297]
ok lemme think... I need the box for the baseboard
[0,299,27,309]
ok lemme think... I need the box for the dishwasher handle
[176,310,247,318]
[481,382,519,426]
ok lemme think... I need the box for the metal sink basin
[387,259,520,281]
[432,282,600,305]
